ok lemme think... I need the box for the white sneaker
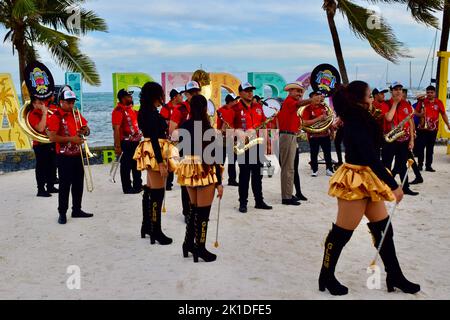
[326,169,334,176]
[311,171,318,177]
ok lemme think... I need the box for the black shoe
[295,193,308,201]
[239,204,247,213]
[37,190,52,197]
[124,189,141,194]
[58,214,67,224]
[425,167,436,172]
[47,186,59,193]
[255,201,272,210]
[53,178,59,185]
[133,185,143,193]
[409,177,424,185]
[71,210,94,218]
[228,180,239,186]
[282,198,301,206]
[367,217,420,294]
[403,188,419,196]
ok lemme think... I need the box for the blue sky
[0,0,445,92]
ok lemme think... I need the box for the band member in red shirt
[217,93,239,186]
[301,92,334,177]
[234,82,272,213]
[112,89,143,194]
[277,82,319,205]
[28,96,59,197]
[415,85,450,172]
[48,90,93,224]
[161,88,184,191]
[169,81,201,222]
[383,82,418,196]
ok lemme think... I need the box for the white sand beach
[0,147,449,300]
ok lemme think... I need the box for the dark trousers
[408,150,422,180]
[387,141,410,189]
[334,127,344,164]
[33,143,56,191]
[293,146,302,195]
[120,140,142,192]
[57,155,84,214]
[309,136,333,172]
[416,130,438,168]
[382,141,395,169]
[166,172,174,189]
[222,146,237,182]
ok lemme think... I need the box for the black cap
[426,85,436,91]
[170,89,181,99]
[225,93,239,104]
[309,91,321,98]
[117,89,134,101]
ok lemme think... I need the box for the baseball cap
[309,91,322,98]
[390,81,403,90]
[117,89,134,101]
[372,87,389,96]
[225,93,239,104]
[185,81,201,92]
[170,88,185,99]
[238,82,256,92]
[61,90,78,101]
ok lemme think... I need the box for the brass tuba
[384,113,414,143]
[297,103,334,134]
[18,83,53,144]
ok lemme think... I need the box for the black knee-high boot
[182,205,195,257]
[149,188,172,245]
[141,186,151,238]
[319,223,353,295]
[193,206,216,263]
[367,217,420,294]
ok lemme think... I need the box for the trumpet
[297,103,335,134]
[384,113,414,143]
[72,108,95,192]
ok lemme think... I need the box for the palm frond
[11,0,37,19]
[337,0,410,62]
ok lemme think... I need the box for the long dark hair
[190,95,212,132]
[138,82,164,127]
[332,80,369,120]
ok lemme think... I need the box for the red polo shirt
[112,103,141,141]
[301,104,330,138]
[278,95,300,133]
[415,98,446,131]
[233,101,267,130]
[216,105,235,129]
[47,109,88,155]
[171,101,190,127]
[373,100,391,134]
[160,101,176,121]
[386,99,413,142]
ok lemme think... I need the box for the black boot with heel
[367,217,420,294]
[193,206,216,263]
[318,223,353,296]
[149,188,172,245]
[182,205,195,257]
[140,186,151,239]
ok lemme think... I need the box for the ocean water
[2,93,450,151]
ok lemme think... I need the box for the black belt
[279,130,297,135]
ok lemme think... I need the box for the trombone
[72,108,95,192]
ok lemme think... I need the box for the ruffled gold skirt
[133,138,179,172]
[328,163,395,202]
[176,155,223,187]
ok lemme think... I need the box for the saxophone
[384,113,414,143]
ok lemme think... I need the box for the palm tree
[435,0,449,95]
[0,0,107,93]
[323,0,443,84]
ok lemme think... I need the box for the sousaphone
[298,64,340,134]
[18,61,55,143]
